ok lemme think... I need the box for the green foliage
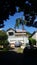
[0,30,9,50]
[29,38,36,45]
[15,18,26,30]
[3,46,9,51]
[16,47,23,53]
[0,31,8,40]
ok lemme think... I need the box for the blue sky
[2,12,37,33]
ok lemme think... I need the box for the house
[6,28,29,48]
[31,31,37,46]
[31,31,37,41]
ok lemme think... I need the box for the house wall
[32,32,37,46]
[32,32,37,41]
[8,36,29,44]
[8,35,29,48]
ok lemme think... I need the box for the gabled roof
[29,31,37,38]
[6,28,27,33]
[31,31,37,36]
[6,28,16,32]
[6,28,30,37]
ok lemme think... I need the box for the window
[9,32,14,36]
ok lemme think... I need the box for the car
[15,41,22,47]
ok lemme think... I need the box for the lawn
[16,47,23,53]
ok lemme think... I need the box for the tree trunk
[22,24,25,45]
[22,24,24,30]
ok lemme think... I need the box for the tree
[14,18,25,30]
[0,0,37,28]
[14,17,26,45]
[29,38,36,45]
[0,30,9,49]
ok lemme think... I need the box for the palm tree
[14,17,26,45]
[14,17,25,30]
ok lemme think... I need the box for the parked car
[15,41,22,47]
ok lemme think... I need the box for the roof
[6,28,31,37]
[29,31,37,38]
[6,28,16,32]
[6,28,27,33]
[16,29,27,33]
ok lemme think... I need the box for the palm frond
[14,18,27,30]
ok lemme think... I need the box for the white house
[6,28,29,48]
[31,31,37,41]
[31,31,37,46]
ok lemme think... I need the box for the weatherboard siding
[8,36,29,43]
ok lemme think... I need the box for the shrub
[29,38,36,45]
[0,30,9,50]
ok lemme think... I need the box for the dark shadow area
[0,48,37,65]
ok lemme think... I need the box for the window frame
[8,32,14,36]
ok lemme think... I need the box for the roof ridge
[6,28,16,32]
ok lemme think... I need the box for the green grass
[16,47,23,53]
